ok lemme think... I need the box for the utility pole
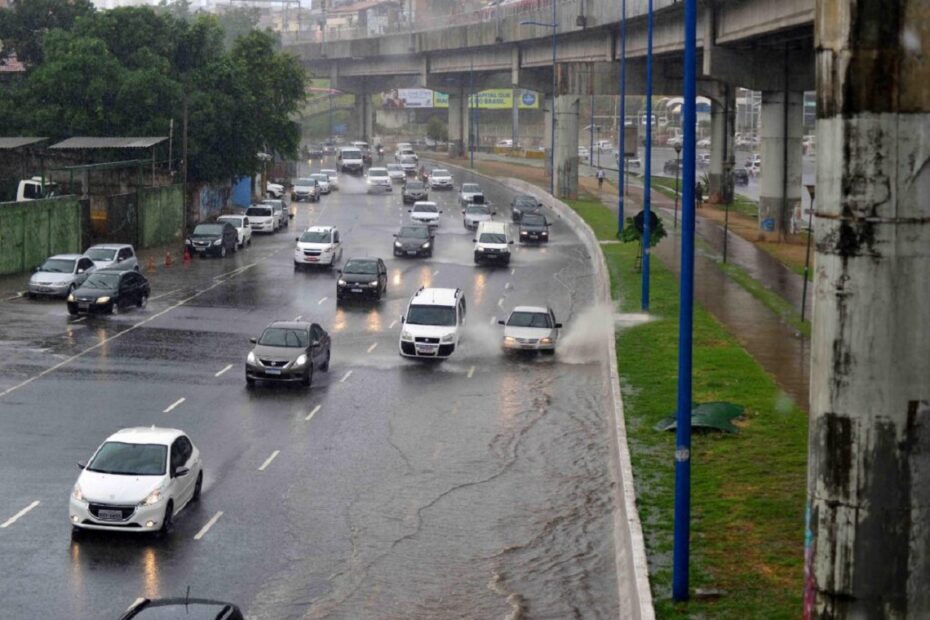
[181,95,189,234]
[804,2,930,617]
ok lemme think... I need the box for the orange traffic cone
[146,257,156,273]
[165,251,174,267]
[182,247,192,264]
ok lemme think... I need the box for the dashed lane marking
[367,342,378,353]
[318,297,328,305]
[294,315,302,321]
[214,364,233,378]
[511,268,516,275]
[305,405,321,421]
[388,320,397,329]
[70,317,86,323]
[339,370,353,383]
[163,397,186,413]
[432,269,439,276]
[1,501,40,528]
[193,511,224,540]
[467,366,475,379]
[258,450,280,472]
[497,298,504,308]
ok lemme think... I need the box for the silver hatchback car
[27,254,97,298]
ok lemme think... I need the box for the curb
[433,160,655,620]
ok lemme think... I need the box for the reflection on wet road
[0,158,621,618]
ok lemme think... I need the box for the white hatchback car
[217,214,252,248]
[428,168,454,189]
[319,168,339,190]
[409,201,442,228]
[499,306,562,353]
[366,167,392,193]
[294,226,342,268]
[70,427,203,538]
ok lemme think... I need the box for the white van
[338,148,364,175]
[399,287,466,359]
[473,221,514,265]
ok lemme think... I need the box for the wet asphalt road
[0,161,620,619]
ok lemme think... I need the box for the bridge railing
[283,0,561,44]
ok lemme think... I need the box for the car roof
[106,426,185,445]
[512,305,550,314]
[87,243,132,250]
[477,221,509,233]
[320,169,336,173]
[305,225,335,233]
[267,321,312,330]
[47,253,83,260]
[368,167,388,173]
[345,256,378,264]
[411,287,460,306]
[413,201,437,207]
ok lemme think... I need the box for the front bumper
[475,250,511,263]
[367,183,392,193]
[394,244,431,257]
[27,282,72,297]
[188,242,223,255]
[67,299,113,315]
[70,496,166,533]
[400,341,455,358]
[252,221,275,233]
[430,181,453,189]
[502,338,556,351]
[520,231,549,243]
[246,362,307,382]
[295,251,335,265]
[337,283,380,299]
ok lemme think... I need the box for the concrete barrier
[432,159,655,619]
[0,197,83,276]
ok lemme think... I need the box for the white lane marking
[467,366,475,379]
[432,269,439,276]
[294,315,302,321]
[193,511,224,540]
[504,282,512,290]
[1,500,40,528]
[339,370,353,383]
[388,320,397,329]
[490,316,496,325]
[71,317,86,323]
[163,397,186,413]
[127,598,146,612]
[511,268,516,275]
[497,298,504,308]
[150,288,182,301]
[367,342,378,353]
[214,364,233,377]
[258,450,280,471]
[318,297,328,305]
[0,262,260,400]
[305,404,321,421]
[4,293,23,301]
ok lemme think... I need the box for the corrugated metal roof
[0,138,47,149]
[50,137,168,149]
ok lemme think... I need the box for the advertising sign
[389,89,540,109]
[381,88,436,109]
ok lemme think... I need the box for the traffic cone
[146,257,156,273]
[182,247,192,264]
[165,251,174,267]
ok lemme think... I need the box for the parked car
[510,194,541,222]
[428,168,454,190]
[366,167,392,193]
[266,182,285,199]
[84,244,139,272]
[294,226,342,269]
[217,215,253,248]
[462,203,494,230]
[319,168,339,190]
[185,222,238,258]
[245,205,277,233]
[733,167,750,186]
[409,201,442,228]
[67,269,150,315]
[697,153,711,167]
[260,199,288,228]
[402,180,429,204]
[663,159,683,175]
[498,306,562,354]
[393,225,434,258]
[336,257,388,302]
[70,427,203,538]
[120,597,243,620]
[27,254,96,298]
[519,212,550,243]
[292,177,321,202]
[697,137,712,148]
[245,321,331,388]
[496,139,514,148]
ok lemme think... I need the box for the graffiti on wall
[196,184,230,222]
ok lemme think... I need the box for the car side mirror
[555,323,563,328]
[77,462,86,470]
[34,266,40,273]
[472,238,477,243]
[508,240,514,244]
[174,466,190,478]
[439,210,443,214]
[400,315,405,324]
[498,320,505,325]
[77,268,85,274]
[461,209,465,214]
[295,237,300,242]
[493,211,497,215]
[249,337,257,344]
[117,257,124,262]
[310,340,321,348]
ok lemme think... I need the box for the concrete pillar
[805,2,930,618]
[543,93,553,171]
[555,95,579,199]
[354,92,373,142]
[708,86,735,203]
[757,89,803,235]
[447,89,469,158]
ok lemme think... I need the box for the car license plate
[265,368,282,375]
[417,345,437,353]
[38,287,51,292]
[307,257,318,262]
[97,509,123,521]
[406,251,417,256]
[351,288,363,293]
[78,303,89,310]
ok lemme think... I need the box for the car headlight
[72,483,84,502]
[440,334,454,343]
[539,337,553,345]
[294,354,308,367]
[369,280,379,287]
[477,247,485,252]
[185,239,192,245]
[96,296,110,304]
[67,293,75,302]
[421,242,430,249]
[401,330,414,342]
[394,241,403,248]
[366,179,373,185]
[212,239,222,246]
[247,351,256,364]
[338,279,347,286]
[520,231,528,235]
[140,489,163,506]
[541,231,548,235]
[504,336,516,344]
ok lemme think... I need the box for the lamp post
[673,142,682,228]
[801,184,815,322]
[521,11,557,196]
[617,0,627,234]
[641,0,654,311]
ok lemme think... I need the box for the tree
[426,116,448,142]
[0,0,96,66]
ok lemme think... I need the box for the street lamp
[673,142,682,228]
[801,184,815,322]
[520,16,557,196]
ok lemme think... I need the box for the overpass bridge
[286,0,814,233]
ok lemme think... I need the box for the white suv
[217,215,252,248]
[399,287,466,359]
[294,226,342,269]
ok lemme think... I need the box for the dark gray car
[519,213,550,243]
[511,194,541,221]
[402,180,429,204]
[185,222,238,258]
[245,321,331,388]
[393,225,433,258]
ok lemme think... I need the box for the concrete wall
[0,197,83,276]
[138,185,184,249]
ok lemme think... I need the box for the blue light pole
[673,0,698,603]
[642,0,653,310]
[617,0,626,234]
[521,9,558,196]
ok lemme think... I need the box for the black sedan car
[246,321,331,388]
[307,144,325,159]
[393,225,434,258]
[519,212,550,243]
[511,194,542,222]
[185,222,238,257]
[67,269,150,315]
[733,167,750,186]
[402,180,429,204]
[336,257,388,302]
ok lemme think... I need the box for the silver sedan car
[27,254,96,298]
[499,306,562,353]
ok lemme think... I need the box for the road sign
[634,209,658,233]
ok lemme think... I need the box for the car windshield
[296,178,315,185]
[432,170,449,177]
[87,442,167,476]
[406,305,456,326]
[193,224,223,235]
[85,248,117,261]
[342,150,362,159]
[387,164,403,171]
[246,207,271,217]
[300,231,331,243]
[262,201,283,210]
[514,197,537,208]
[321,170,336,176]
[311,175,328,182]
[258,327,309,348]
[414,204,438,213]
[522,214,545,226]
[39,258,75,273]
[406,181,424,190]
[479,233,507,243]
[399,227,429,239]
[508,312,552,328]
[82,273,120,289]
[344,260,378,274]
[462,184,480,192]
[369,170,388,178]
[465,206,490,215]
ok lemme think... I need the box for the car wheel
[156,501,174,538]
[192,472,203,502]
[232,242,238,253]
[111,301,120,315]
[246,375,255,388]
[71,526,84,541]
[220,245,227,258]
[294,262,301,271]
[321,349,330,372]
[302,366,313,387]
[137,294,148,309]
[247,238,252,246]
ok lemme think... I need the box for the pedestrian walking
[596,168,606,191]
[695,180,703,208]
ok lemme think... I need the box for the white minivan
[473,221,514,265]
[399,287,466,359]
